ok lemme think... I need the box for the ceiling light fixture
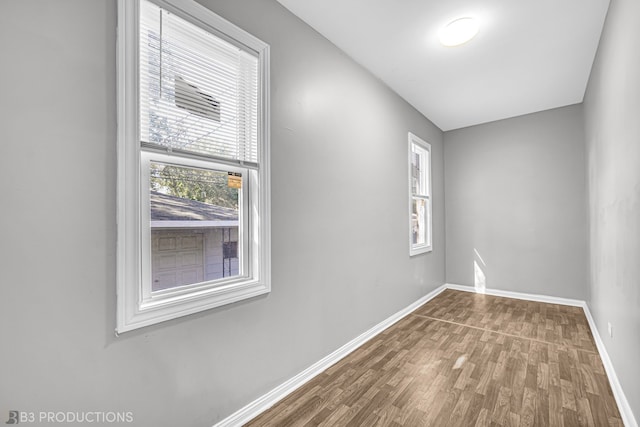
[438,17,479,47]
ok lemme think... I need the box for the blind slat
[139,0,259,165]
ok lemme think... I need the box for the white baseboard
[213,284,448,427]
[446,283,638,427]
[445,283,585,307]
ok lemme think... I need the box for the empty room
[1,0,638,426]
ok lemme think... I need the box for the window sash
[411,143,430,197]
[139,151,250,306]
[411,196,431,247]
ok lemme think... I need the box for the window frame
[408,132,433,256]
[116,0,270,333]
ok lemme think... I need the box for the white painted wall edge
[446,283,638,427]
[212,284,449,427]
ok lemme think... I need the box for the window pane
[149,162,240,291]
[411,197,427,246]
[411,143,429,196]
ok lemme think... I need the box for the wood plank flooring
[246,289,623,426]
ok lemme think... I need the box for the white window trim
[408,132,432,256]
[116,0,270,333]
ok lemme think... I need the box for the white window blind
[139,0,259,165]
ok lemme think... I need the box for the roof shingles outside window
[150,191,238,222]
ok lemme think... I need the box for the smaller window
[408,132,432,255]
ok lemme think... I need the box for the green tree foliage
[150,163,238,209]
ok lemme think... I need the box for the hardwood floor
[246,289,623,426]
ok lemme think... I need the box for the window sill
[117,279,269,333]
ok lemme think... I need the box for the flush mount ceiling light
[438,17,479,47]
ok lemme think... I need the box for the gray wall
[583,0,640,420]
[0,0,444,426]
[444,105,588,299]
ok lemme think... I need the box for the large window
[408,132,432,255]
[117,0,270,332]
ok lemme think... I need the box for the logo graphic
[5,411,19,424]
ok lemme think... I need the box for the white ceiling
[275,0,610,131]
